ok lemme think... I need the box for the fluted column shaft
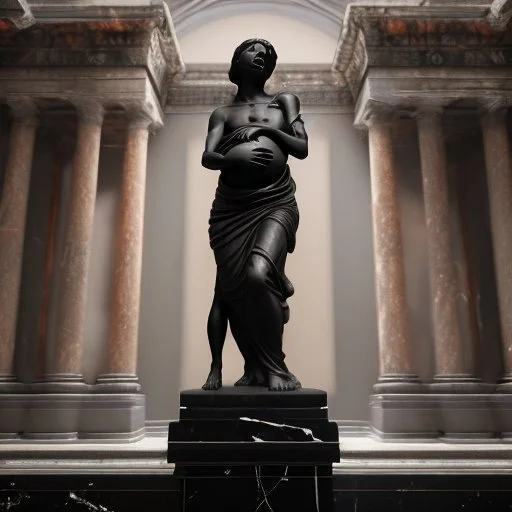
[0,101,38,381]
[51,102,104,381]
[417,111,468,379]
[481,108,512,384]
[367,115,418,391]
[99,111,150,392]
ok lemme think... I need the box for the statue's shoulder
[208,105,227,126]
[271,92,301,125]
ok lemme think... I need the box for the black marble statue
[201,38,308,392]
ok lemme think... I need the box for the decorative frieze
[0,4,183,104]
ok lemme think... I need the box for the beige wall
[177,13,337,64]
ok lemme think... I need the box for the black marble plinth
[168,387,340,465]
[167,387,339,511]
[4,473,512,511]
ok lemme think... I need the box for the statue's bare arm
[255,93,308,159]
[202,107,226,170]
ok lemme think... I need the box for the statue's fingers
[252,153,273,161]
[250,160,267,168]
[250,158,271,167]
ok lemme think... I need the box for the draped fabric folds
[209,166,299,302]
[208,165,299,381]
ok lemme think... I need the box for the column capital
[414,106,444,121]
[362,105,395,129]
[123,101,163,130]
[7,98,39,126]
[478,98,509,119]
[72,99,105,126]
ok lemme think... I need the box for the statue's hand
[219,126,263,150]
[238,126,263,142]
[221,145,274,170]
[249,147,273,168]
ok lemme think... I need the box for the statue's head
[229,38,277,86]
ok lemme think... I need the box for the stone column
[367,113,419,392]
[97,108,152,393]
[481,108,512,388]
[47,101,104,387]
[0,100,38,385]
[417,109,480,390]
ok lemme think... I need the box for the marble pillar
[48,101,104,386]
[0,100,38,385]
[367,113,419,392]
[97,108,151,393]
[417,110,480,390]
[481,108,512,388]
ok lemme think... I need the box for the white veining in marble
[252,436,265,442]
[68,492,113,512]
[255,465,289,512]
[255,465,274,512]
[240,417,322,442]
[314,465,320,512]
[0,492,29,510]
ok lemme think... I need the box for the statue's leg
[229,308,266,386]
[202,291,228,390]
[245,219,300,391]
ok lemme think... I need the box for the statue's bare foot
[234,372,255,386]
[268,374,298,391]
[202,364,222,390]
[289,373,302,389]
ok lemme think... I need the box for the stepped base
[168,387,340,511]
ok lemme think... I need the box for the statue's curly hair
[228,38,278,86]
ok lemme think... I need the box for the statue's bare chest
[224,103,285,133]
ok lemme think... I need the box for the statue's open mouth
[251,56,265,70]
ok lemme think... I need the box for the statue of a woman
[201,39,308,391]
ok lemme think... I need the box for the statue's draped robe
[208,165,299,379]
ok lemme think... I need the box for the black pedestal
[167,387,340,511]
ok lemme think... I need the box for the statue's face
[237,42,269,75]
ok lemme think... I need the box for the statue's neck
[235,82,268,103]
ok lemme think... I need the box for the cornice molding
[0,0,34,29]
[489,0,512,28]
[167,64,349,111]
[353,67,512,127]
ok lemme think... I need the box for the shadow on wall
[82,144,123,384]
[330,114,376,421]
[15,129,56,382]
[392,120,435,383]
[447,114,503,383]
[138,116,187,421]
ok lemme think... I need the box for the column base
[0,377,24,394]
[431,374,491,394]
[492,394,512,438]
[371,392,498,440]
[0,392,145,442]
[496,372,512,392]
[373,374,422,394]
[95,373,141,393]
[40,373,89,393]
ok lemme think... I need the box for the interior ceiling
[166,0,349,39]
